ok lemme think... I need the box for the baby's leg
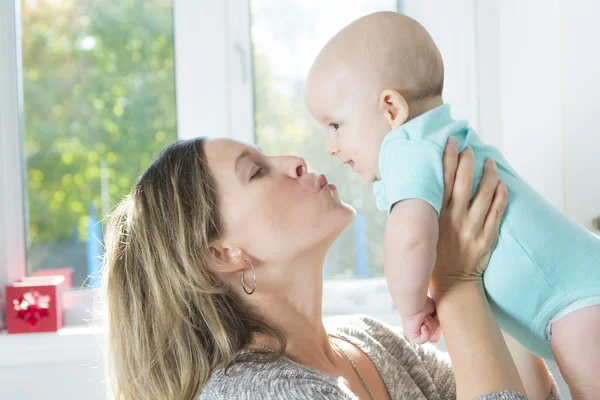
[550,305,600,399]
[503,332,554,400]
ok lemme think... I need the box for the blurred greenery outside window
[22,0,177,287]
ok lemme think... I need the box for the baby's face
[305,76,391,183]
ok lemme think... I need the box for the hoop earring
[241,262,256,295]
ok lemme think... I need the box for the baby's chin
[359,171,379,184]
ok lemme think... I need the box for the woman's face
[205,138,355,267]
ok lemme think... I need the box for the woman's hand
[431,138,526,399]
[430,137,508,299]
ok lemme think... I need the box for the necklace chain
[249,336,376,400]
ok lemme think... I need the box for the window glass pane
[21,0,176,288]
[251,0,397,278]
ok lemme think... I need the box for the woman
[101,137,559,399]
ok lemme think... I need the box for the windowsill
[322,276,395,317]
[0,324,105,366]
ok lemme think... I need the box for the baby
[306,11,600,397]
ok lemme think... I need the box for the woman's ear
[209,244,249,273]
[379,89,409,129]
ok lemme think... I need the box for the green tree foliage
[22,0,176,243]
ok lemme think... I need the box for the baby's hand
[402,297,441,344]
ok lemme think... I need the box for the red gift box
[5,276,65,334]
[31,267,74,289]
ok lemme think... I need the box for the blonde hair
[101,138,284,400]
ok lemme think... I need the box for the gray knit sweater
[199,315,560,400]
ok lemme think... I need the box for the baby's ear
[379,90,409,129]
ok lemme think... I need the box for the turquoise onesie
[374,104,600,360]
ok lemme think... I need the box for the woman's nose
[278,156,307,178]
[327,131,339,156]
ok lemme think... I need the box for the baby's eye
[329,123,340,131]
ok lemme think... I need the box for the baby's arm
[385,198,439,343]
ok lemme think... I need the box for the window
[4,0,478,294]
[250,0,398,278]
[20,0,177,288]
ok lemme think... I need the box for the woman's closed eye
[250,166,266,180]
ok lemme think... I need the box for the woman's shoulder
[197,355,343,400]
[326,314,456,399]
[324,315,428,368]
[324,314,413,350]
[324,313,394,331]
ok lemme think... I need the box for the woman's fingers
[483,180,508,242]
[449,146,475,210]
[442,137,459,208]
[468,159,499,230]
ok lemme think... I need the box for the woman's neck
[251,253,338,369]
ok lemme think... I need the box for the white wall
[476,0,565,211]
[477,0,600,227]
[403,0,479,127]
[561,0,600,227]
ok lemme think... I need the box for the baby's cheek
[361,143,380,168]
[348,136,367,158]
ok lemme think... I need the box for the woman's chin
[334,203,357,231]
[317,206,355,242]
[343,202,357,219]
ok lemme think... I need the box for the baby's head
[305,11,444,182]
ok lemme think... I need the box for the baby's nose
[327,132,340,156]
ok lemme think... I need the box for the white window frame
[0,0,106,327]
[0,0,27,304]
[173,0,255,143]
